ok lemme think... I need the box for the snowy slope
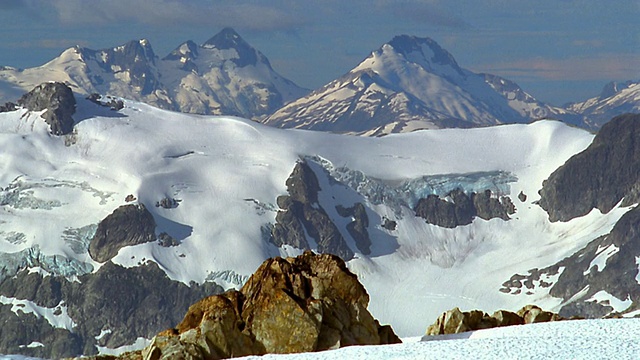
[566,80,640,129]
[0,95,637,345]
[0,28,307,119]
[263,35,582,135]
[3,319,640,359]
[238,319,640,360]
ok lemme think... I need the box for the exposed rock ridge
[135,252,400,359]
[17,82,76,135]
[503,204,640,319]
[539,113,640,222]
[0,262,223,359]
[424,305,566,337]
[271,161,354,260]
[414,188,515,228]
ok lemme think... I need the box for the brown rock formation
[130,251,399,359]
[425,305,564,336]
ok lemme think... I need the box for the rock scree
[126,251,400,359]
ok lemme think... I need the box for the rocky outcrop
[424,305,563,336]
[414,188,515,228]
[336,203,371,254]
[271,162,354,260]
[503,204,640,319]
[17,82,76,135]
[135,252,400,359]
[539,113,640,222]
[88,204,157,263]
[0,262,223,359]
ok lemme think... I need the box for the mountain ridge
[263,34,585,135]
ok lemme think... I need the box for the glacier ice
[0,245,93,283]
[308,155,517,216]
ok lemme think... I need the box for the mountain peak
[202,27,259,67]
[385,35,464,77]
[203,27,246,50]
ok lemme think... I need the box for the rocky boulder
[424,305,563,336]
[18,82,76,135]
[88,204,156,263]
[135,252,400,359]
[539,113,640,222]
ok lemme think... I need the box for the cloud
[10,39,90,49]
[474,54,640,82]
[35,0,304,32]
[378,0,471,29]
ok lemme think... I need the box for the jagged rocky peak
[201,27,260,67]
[163,40,199,61]
[17,82,76,135]
[539,113,640,222]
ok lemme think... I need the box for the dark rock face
[17,82,76,135]
[0,101,17,112]
[424,305,562,337]
[88,204,157,263]
[414,189,514,228]
[336,203,372,254]
[502,205,640,318]
[0,262,223,358]
[135,252,400,359]
[271,162,354,260]
[539,114,640,222]
[80,40,160,95]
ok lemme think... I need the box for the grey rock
[0,261,224,358]
[539,114,640,222]
[336,203,371,254]
[17,82,76,135]
[0,102,16,112]
[88,204,157,263]
[271,162,354,260]
[414,188,513,228]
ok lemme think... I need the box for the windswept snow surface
[238,319,640,360]
[0,98,628,338]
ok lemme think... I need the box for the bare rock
[517,305,564,324]
[425,305,563,337]
[271,161,354,260]
[18,82,76,135]
[88,204,156,263]
[133,252,400,359]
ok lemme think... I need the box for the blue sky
[0,0,638,105]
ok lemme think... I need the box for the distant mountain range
[0,28,637,133]
[0,28,308,120]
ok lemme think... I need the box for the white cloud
[474,54,640,81]
[31,0,304,31]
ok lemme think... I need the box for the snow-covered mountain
[566,80,640,129]
[0,28,308,119]
[263,35,583,135]
[1,83,640,358]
